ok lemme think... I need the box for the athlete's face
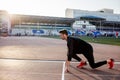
[60,33,66,40]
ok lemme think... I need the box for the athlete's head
[59,30,68,40]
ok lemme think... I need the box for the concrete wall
[65,8,120,21]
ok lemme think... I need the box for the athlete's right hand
[65,68,70,73]
[65,60,70,73]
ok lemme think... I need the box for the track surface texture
[0,37,120,80]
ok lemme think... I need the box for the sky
[0,0,120,17]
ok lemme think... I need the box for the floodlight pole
[100,21,101,31]
[19,17,21,31]
[113,23,114,32]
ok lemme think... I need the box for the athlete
[59,30,114,72]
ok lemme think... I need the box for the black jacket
[67,36,93,61]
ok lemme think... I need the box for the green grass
[79,36,120,46]
[41,35,60,39]
[41,36,120,46]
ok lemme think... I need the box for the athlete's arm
[65,60,70,72]
[65,38,74,72]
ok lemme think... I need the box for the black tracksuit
[67,36,107,69]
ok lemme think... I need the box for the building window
[100,11,104,13]
[82,25,86,29]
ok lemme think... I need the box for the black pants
[72,47,107,69]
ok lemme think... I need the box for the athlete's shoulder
[68,36,82,42]
[68,36,78,39]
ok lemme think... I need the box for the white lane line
[115,62,120,64]
[0,58,120,64]
[0,58,64,63]
[61,62,65,80]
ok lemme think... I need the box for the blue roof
[76,15,106,20]
[82,16,104,19]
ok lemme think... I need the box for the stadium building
[0,8,120,36]
[0,10,75,36]
[66,8,120,31]
[10,14,75,36]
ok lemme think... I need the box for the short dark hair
[59,30,68,35]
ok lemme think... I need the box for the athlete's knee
[89,64,96,69]
[91,66,96,69]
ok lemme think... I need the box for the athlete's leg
[72,54,87,68]
[72,54,81,61]
[83,48,107,69]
